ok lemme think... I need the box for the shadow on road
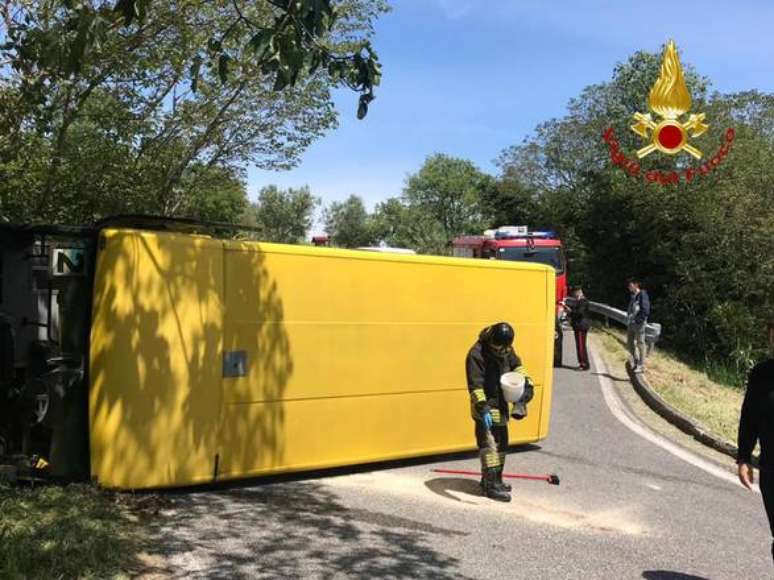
[591,371,629,382]
[424,477,482,504]
[139,481,472,579]
[642,571,710,580]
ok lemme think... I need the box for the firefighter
[466,322,534,502]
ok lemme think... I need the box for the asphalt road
[140,334,773,579]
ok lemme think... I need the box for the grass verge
[0,483,146,580]
[593,326,743,445]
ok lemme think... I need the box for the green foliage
[402,153,494,241]
[182,166,249,223]
[251,184,319,243]
[369,198,447,255]
[323,194,376,247]
[351,155,499,255]
[0,484,143,579]
[359,153,496,255]
[0,0,388,225]
[481,176,537,231]
[495,46,774,372]
[1,0,385,119]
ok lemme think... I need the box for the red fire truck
[453,226,568,366]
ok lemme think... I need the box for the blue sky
[248,0,774,222]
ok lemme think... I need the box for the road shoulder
[587,332,740,477]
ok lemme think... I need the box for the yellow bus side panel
[217,243,553,480]
[89,231,554,489]
[89,230,224,489]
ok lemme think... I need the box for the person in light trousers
[626,279,650,373]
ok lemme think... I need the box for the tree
[371,198,449,255]
[182,166,249,224]
[0,0,388,224]
[480,175,538,230]
[402,154,494,242]
[368,154,501,255]
[251,185,318,243]
[323,194,375,247]
[1,0,385,120]
[494,45,774,377]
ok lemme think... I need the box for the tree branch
[160,81,247,213]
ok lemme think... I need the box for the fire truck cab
[453,226,568,366]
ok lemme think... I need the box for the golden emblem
[631,41,709,159]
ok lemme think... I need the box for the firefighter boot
[482,469,511,502]
[495,467,512,492]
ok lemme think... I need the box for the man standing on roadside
[626,279,650,373]
[568,287,591,370]
[737,320,774,565]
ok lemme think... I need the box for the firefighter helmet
[488,322,515,347]
[487,322,515,351]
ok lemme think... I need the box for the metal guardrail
[564,298,662,349]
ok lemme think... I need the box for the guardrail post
[645,322,661,356]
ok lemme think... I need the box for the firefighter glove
[523,378,535,404]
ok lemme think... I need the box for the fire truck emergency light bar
[488,226,557,240]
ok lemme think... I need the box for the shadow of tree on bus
[137,481,471,579]
[89,231,293,487]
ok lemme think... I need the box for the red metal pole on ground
[431,468,560,485]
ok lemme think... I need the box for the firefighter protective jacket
[465,330,532,425]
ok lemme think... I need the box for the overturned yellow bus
[0,219,555,490]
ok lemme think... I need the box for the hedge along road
[137,333,772,580]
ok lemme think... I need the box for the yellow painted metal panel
[217,389,544,481]
[89,229,224,489]
[218,242,554,480]
[89,231,554,489]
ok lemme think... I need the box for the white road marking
[589,348,760,494]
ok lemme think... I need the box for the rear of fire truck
[452,226,568,366]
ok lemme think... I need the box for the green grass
[0,483,145,580]
[593,326,743,445]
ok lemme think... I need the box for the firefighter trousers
[474,419,509,473]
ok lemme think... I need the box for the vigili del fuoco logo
[602,40,734,185]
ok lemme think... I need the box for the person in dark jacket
[465,322,534,502]
[626,279,651,373]
[737,320,774,565]
[568,287,592,370]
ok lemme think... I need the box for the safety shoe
[482,471,511,502]
[484,485,511,502]
[495,469,512,492]
[494,480,512,493]
[479,476,510,493]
